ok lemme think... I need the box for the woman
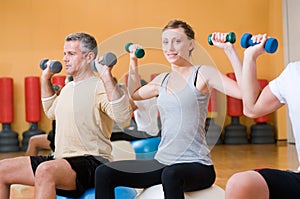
[95,19,242,199]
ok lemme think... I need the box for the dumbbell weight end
[125,42,145,58]
[40,59,49,70]
[265,38,278,54]
[91,52,117,72]
[40,59,62,73]
[50,61,63,73]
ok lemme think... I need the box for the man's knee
[35,162,55,182]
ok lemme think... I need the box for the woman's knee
[161,166,181,186]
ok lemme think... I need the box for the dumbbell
[91,52,117,71]
[240,33,278,54]
[52,84,60,92]
[125,42,145,58]
[208,32,236,45]
[40,59,62,73]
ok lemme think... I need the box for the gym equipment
[56,186,137,199]
[52,75,66,92]
[125,42,145,58]
[240,33,278,54]
[91,52,117,71]
[0,77,20,152]
[223,73,248,144]
[208,32,236,45]
[136,184,225,199]
[48,75,66,137]
[22,77,45,151]
[130,137,161,160]
[40,59,62,73]
[150,73,160,80]
[205,89,222,145]
[250,79,275,144]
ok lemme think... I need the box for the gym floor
[1,141,298,199]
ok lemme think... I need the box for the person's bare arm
[241,34,283,118]
[210,32,242,86]
[41,61,55,98]
[127,44,161,101]
[94,57,124,101]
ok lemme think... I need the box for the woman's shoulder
[149,72,170,86]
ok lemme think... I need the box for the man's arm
[41,60,55,98]
[241,34,283,118]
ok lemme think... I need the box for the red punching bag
[0,78,14,124]
[226,73,243,116]
[51,75,66,94]
[224,73,248,144]
[250,79,275,144]
[22,76,45,151]
[206,88,223,145]
[208,88,217,118]
[254,79,269,123]
[25,77,41,123]
[51,75,66,87]
[150,73,160,80]
[0,77,20,152]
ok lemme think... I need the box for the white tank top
[155,66,213,166]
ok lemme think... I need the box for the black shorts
[47,120,56,151]
[30,155,108,198]
[257,168,300,199]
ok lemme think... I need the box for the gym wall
[0,0,285,140]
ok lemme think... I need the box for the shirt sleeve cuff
[41,94,57,102]
[109,94,125,105]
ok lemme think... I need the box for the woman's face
[162,27,194,66]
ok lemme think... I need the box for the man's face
[63,40,88,76]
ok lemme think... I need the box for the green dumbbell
[208,32,236,45]
[125,43,145,58]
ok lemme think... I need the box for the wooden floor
[210,141,298,189]
[1,141,298,198]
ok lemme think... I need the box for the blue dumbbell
[125,42,145,59]
[240,33,278,54]
[40,59,62,73]
[91,52,117,71]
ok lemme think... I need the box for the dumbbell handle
[40,59,62,73]
[91,52,117,71]
[240,33,278,54]
[125,42,145,59]
[208,32,236,45]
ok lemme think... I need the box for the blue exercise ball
[131,137,161,160]
[56,186,137,199]
[56,195,72,199]
[115,186,137,199]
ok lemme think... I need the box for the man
[0,32,132,199]
[225,33,300,199]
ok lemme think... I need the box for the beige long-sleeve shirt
[42,76,132,161]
